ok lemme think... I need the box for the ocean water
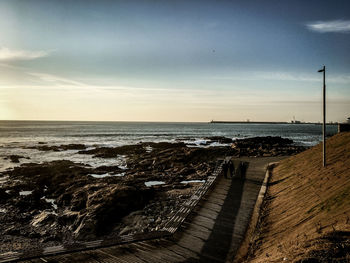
[0,121,338,172]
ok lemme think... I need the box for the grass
[245,132,350,263]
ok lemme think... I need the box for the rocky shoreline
[0,136,305,253]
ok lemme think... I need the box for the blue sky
[0,0,349,122]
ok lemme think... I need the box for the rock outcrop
[0,136,306,252]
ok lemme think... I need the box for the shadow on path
[198,162,249,263]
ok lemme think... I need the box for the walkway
[19,157,285,263]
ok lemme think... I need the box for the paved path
[22,157,285,263]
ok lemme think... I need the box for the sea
[0,121,338,172]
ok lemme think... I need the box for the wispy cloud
[26,72,178,94]
[28,72,85,87]
[209,71,350,84]
[256,71,350,84]
[0,47,50,61]
[306,20,350,33]
[255,72,319,82]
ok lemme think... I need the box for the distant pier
[210,120,338,125]
[210,120,288,124]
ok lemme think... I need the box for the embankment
[244,132,350,262]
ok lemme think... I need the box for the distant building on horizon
[338,117,350,133]
[291,116,301,124]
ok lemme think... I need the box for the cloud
[28,72,85,86]
[0,47,50,61]
[209,71,350,84]
[256,71,350,84]
[306,20,350,33]
[26,72,176,95]
[255,72,319,82]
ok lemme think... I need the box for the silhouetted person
[228,160,234,178]
[223,161,228,178]
[239,162,247,179]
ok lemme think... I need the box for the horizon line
[0,119,340,124]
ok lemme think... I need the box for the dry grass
[246,132,350,262]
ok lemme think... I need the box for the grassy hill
[245,132,350,262]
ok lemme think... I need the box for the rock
[73,185,153,239]
[73,217,97,240]
[58,210,79,225]
[145,142,186,150]
[4,155,28,163]
[0,188,10,203]
[3,226,20,235]
[28,232,41,238]
[41,234,61,242]
[231,136,304,157]
[119,226,131,236]
[60,144,87,150]
[177,167,196,176]
[56,192,72,207]
[78,144,146,158]
[70,190,88,211]
[27,145,61,151]
[31,211,56,227]
[26,144,86,152]
[205,136,233,144]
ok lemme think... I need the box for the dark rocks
[31,211,56,227]
[73,185,153,239]
[183,146,233,163]
[0,188,10,203]
[57,210,79,226]
[233,136,293,147]
[0,136,306,253]
[231,136,305,157]
[26,144,87,152]
[204,136,233,144]
[3,160,92,198]
[3,226,20,235]
[4,155,28,163]
[145,142,186,149]
[60,144,87,150]
[78,144,146,158]
[90,165,125,175]
[70,190,88,211]
[78,142,188,159]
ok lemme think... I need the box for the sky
[0,0,349,122]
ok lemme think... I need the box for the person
[223,160,228,178]
[228,160,234,178]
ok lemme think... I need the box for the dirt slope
[245,132,350,262]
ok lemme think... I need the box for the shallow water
[89,172,125,178]
[19,190,33,196]
[181,180,206,184]
[42,197,58,210]
[144,181,165,187]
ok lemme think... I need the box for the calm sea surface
[0,121,337,172]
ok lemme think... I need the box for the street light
[318,66,326,167]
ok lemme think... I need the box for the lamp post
[318,66,326,167]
